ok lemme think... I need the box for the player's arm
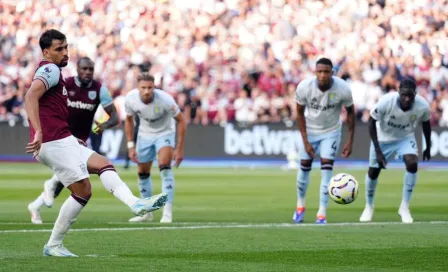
[124,97,138,162]
[94,86,119,134]
[173,110,186,168]
[421,105,432,161]
[25,64,60,154]
[341,87,356,157]
[369,104,387,168]
[295,82,315,157]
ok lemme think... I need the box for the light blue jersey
[125,89,180,163]
[368,92,430,167]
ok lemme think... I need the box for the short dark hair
[77,56,93,66]
[39,29,66,51]
[399,77,417,93]
[316,58,333,68]
[137,72,155,83]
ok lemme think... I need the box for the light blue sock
[365,174,378,207]
[160,168,175,204]
[138,173,152,198]
[319,168,333,214]
[296,166,311,207]
[403,171,417,203]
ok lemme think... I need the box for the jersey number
[410,141,416,149]
[331,141,337,150]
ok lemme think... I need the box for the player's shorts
[298,129,341,160]
[136,133,175,163]
[368,136,418,168]
[36,135,94,187]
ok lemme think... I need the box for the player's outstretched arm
[368,116,387,169]
[25,80,47,155]
[342,105,355,157]
[173,112,187,168]
[422,120,432,161]
[296,103,315,158]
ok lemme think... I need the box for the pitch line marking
[0,221,447,234]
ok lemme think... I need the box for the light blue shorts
[368,136,418,168]
[298,129,341,160]
[136,133,175,163]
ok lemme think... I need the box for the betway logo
[224,124,300,155]
[67,99,96,111]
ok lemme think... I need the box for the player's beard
[58,58,69,67]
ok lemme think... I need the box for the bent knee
[368,167,381,180]
[405,161,418,173]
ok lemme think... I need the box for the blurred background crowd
[1,0,448,128]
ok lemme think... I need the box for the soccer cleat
[398,206,414,224]
[316,215,327,224]
[43,180,56,207]
[130,193,168,216]
[292,207,306,223]
[128,213,153,222]
[43,244,78,257]
[360,206,374,222]
[160,203,173,223]
[28,203,43,224]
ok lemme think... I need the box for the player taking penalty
[360,78,432,223]
[125,72,187,223]
[294,58,356,224]
[27,57,119,224]
[25,29,167,257]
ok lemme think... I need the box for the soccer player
[360,78,431,223]
[27,57,119,224]
[25,29,167,257]
[294,58,355,224]
[124,72,186,223]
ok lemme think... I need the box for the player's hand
[26,131,42,157]
[129,147,138,163]
[76,138,87,147]
[173,149,184,168]
[304,142,315,158]
[93,121,105,135]
[423,148,431,161]
[376,150,387,169]
[341,141,353,158]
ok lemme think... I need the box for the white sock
[47,174,60,188]
[29,192,45,210]
[47,196,84,247]
[99,170,139,207]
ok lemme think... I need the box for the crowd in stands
[1,0,448,128]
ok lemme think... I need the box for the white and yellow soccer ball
[328,173,359,205]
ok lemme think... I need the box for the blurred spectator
[1,0,448,126]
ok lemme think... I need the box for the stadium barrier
[1,122,447,162]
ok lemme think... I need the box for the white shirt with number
[295,76,354,135]
[370,92,430,143]
[125,88,180,137]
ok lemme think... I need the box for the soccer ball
[328,173,359,205]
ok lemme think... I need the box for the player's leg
[44,178,92,257]
[36,136,92,257]
[293,134,317,223]
[155,133,176,223]
[87,150,167,216]
[28,174,64,224]
[315,131,341,224]
[397,137,419,223]
[360,141,394,222]
[128,161,154,222]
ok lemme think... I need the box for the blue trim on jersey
[99,86,113,107]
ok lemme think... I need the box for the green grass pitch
[1,163,448,271]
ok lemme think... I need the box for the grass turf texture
[0,163,447,271]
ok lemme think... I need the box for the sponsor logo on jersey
[67,99,96,111]
[88,90,97,100]
[387,121,410,129]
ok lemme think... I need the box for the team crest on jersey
[154,107,160,114]
[410,114,416,121]
[69,91,76,96]
[329,93,336,101]
[88,91,97,100]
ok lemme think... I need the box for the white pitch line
[0,221,448,234]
